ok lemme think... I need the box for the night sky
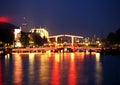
[0,0,120,38]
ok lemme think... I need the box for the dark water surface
[0,52,120,85]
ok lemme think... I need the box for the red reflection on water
[0,60,3,85]
[51,54,60,85]
[13,54,23,85]
[68,53,76,85]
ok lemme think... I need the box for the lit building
[29,27,49,38]
[14,28,22,47]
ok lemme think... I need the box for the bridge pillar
[55,36,58,43]
[71,36,74,47]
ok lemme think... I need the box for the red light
[0,16,9,22]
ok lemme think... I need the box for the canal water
[0,52,120,85]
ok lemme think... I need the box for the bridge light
[15,42,22,47]
[61,44,63,46]
[64,48,67,52]
[98,43,101,46]
[86,43,89,46]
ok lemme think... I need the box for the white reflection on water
[5,54,10,60]
[95,53,102,85]
[29,53,35,65]
[96,53,100,62]
[13,53,23,85]
[5,54,11,67]
[28,53,35,84]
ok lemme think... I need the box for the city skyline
[0,0,120,38]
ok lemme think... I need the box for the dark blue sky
[0,0,120,38]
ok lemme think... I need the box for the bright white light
[15,42,22,47]
[86,43,89,46]
[96,53,100,62]
[14,29,21,41]
[64,48,67,52]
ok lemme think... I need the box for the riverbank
[100,48,120,56]
[0,48,12,56]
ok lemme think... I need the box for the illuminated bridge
[12,34,101,53]
[48,34,84,47]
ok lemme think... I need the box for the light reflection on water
[0,52,120,85]
[13,53,22,85]
[95,53,102,85]
[68,53,76,85]
[0,59,3,85]
[51,53,60,85]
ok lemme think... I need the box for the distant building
[29,27,49,38]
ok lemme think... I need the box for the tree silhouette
[106,32,116,45]
[0,22,17,46]
[115,28,120,44]
[20,31,30,47]
[106,28,120,47]
[32,33,43,46]
[43,36,48,44]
